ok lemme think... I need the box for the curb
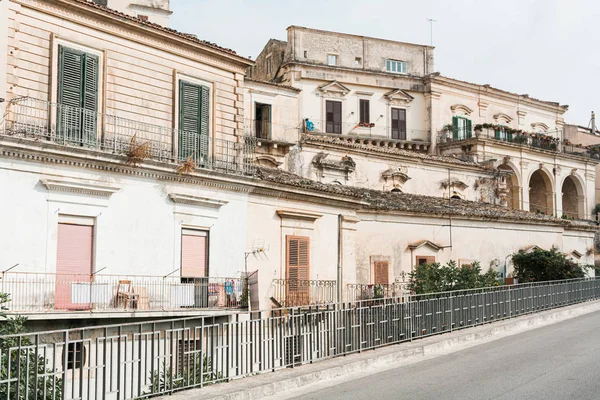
[161,300,600,400]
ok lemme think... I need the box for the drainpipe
[337,214,343,302]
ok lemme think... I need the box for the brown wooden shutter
[286,236,310,306]
[359,99,370,124]
[326,101,342,134]
[181,229,207,278]
[374,261,389,285]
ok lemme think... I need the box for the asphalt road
[290,310,600,400]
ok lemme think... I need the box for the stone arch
[561,174,585,219]
[528,169,554,215]
[498,163,521,209]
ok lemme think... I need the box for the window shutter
[452,116,459,140]
[466,119,472,138]
[286,236,310,305]
[359,99,370,124]
[374,261,389,285]
[58,46,84,142]
[181,229,207,278]
[199,85,210,160]
[82,53,99,145]
[179,81,210,162]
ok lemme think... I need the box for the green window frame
[178,80,210,162]
[57,45,99,145]
[452,116,472,140]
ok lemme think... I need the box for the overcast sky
[171,0,599,126]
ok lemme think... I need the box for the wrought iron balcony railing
[1,97,256,175]
[0,272,246,313]
[346,282,410,302]
[439,127,562,153]
[270,279,337,307]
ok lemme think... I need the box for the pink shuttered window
[181,229,208,278]
[56,222,94,310]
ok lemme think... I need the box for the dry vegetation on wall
[125,135,151,166]
[175,154,198,175]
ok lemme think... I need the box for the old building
[91,0,172,26]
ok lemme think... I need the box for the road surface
[290,310,600,400]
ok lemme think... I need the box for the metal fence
[1,97,256,175]
[1,278,600,399]
[346,282,409,302]
[440,127,563,153]
[0,272,245,313]
[270,279,337,307]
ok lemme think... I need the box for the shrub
[408,260,500,295]
[511,247,589,282]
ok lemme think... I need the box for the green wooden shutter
[82,53,99,145]
[57,45,98,145]
[495,128,501,139]
[452,116,458,140]
[466,119,472,138]
[179,81,209,162]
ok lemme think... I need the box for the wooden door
[55,223,93,310]
[391,108,406,140]
[286,236,310,306]
[374,261,389,285]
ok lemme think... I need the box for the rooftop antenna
[427,18,438,46]
[591,111,597,135]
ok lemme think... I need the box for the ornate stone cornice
[168,193,228,208]
[276,209,323,221]
[40,177,120,197]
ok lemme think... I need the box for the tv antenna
[427,18,438,46]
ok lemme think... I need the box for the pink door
[55,223,94,310]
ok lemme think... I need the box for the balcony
[244,119,299,160]
[270,279,337,308]
[439,127,562,153]
[346,282,409,302]
[1,97,256,175]
[303,119,431,152]
[0,272,246,316]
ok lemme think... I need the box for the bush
[511,247,589,282]
[408,260,500,295]
[0,293,63,400]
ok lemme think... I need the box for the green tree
[0,293,62,400]
[408,260,500,295]
[511,247,589,282]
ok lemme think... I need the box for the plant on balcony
[175,153,198,175]
[356,122,375,128]
[512,134,528,144]
[125,134,151,166]
[0,293,63,400]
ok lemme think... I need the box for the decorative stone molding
[168,193,228,209]
[571,168,578,176]
[408,240,443,252]
[440,179,468,191]
[384,89,414,106]
[312,152,356,184]
[450,104,474,116]
[318,81,350,98]
[517,110,527,125]
[382,167,411,192]
[531,122,549,132]
[493,113,513,124]
[40,177,121,197]
[276,209,323,221]
[255,155,283,168]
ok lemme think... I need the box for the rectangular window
[65,342,86,370]
[373,261,389,285]
[181,229,208,278]
[178,80,210,162]
[254,103,272,139]
[303,50,308,58]
[416,256,436,266]
[327,54,337,66]
[386,59,407,74]
[286,236,310,306]
[452,116,472,140]
[391,108,407,140]
[57,45,99,145]
[56,219,94,310]
[325,100,342,134]
[359,99,370,124]
[354,57,362,66]
[266,56,272,74]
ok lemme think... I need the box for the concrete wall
[286,26,434,77]
[6,0,245,141]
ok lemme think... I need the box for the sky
[171,0,599,126]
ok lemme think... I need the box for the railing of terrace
[1,278,599,399]
[270,279,337,307]
[1,97,257,175]
[0,272,245,312]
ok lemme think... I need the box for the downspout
[337,214,343,302]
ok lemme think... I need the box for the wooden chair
[116,280,139,310]
[133,286,150,310]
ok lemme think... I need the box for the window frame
[325,100,342,134]
[327,54,338,66]
[359,99,370,124]
[180,228,209,280]
[452,116,472,140]
[386,59,408,74]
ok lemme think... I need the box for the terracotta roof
[257,167,597,229]
[302,133,484,168]
[70,0,250,62]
